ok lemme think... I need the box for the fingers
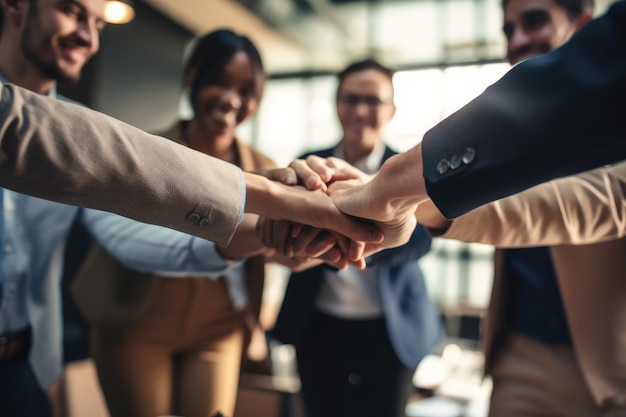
[271,219,294,257]
[256,217,294,257]
[333,214,383,246]
[324,157,372,182]
[289,157,331,191]
[256,217,367,270]
[288,156,371,190]
[326,178,361,197]
[348,239,366,264]
[300,230,337,257]
[254,167,297,186]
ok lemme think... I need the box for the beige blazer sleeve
[0,83,243,245]
[437,161,626,247]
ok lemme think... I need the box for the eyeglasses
[337,93,391,109]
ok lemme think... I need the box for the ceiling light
[104,0,135,24]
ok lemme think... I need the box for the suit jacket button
[436,159,450,175]
[462,147,476,164]
[199,217,212,227]
[450,154,462,170]
[186,212,201,224]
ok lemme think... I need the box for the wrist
[243,172,279,218]
[372,152,422,222]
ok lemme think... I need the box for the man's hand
[288,155,373,189]
[256,217,367,270]
[287,155,420,250]
[328,178,418,251]
[253,162,374,268]
[243,173,379,259]
[217,213,275,260]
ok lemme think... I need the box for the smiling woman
[75,29,278,417]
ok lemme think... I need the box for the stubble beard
[20,11,81,84]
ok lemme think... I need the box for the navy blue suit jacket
[272,145,443,369]
[423,0,626,218]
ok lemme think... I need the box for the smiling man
[0,3,386,415]
[0,1,106,415]
[272,59,441,417]
[0,0,103,93]
[503,0,592,64]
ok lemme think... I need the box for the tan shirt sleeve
[0,83,243,245]
[435,162,626,247]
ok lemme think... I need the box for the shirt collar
[0,72,57,99]
[333,140,386,175]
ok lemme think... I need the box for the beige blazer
[73,121,277,326]
[0,83,243,246]
[436,162,626,410]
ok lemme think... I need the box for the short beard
[20,4,80,84]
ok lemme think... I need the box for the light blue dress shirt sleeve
[81,208,242,277]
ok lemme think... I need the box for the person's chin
[208,122,232,137]
[59,69,81,84]
[48,63,81,84]
[56,57,85,80]
[346,129,367,142]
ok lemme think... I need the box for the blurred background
[56,1,618,416]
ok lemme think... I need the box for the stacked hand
[254,155,420,270]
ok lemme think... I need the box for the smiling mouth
[61,47,89,64]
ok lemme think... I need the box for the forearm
[82,209,235,276]
[243,171,383,245]
[439,163,626,247]
[415,200,451,232]
[217,214,270,259]
[0,83,243,245]
[242,172,278,218]
[372,144,427,221]
[422,1,626,218]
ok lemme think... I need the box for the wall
[86,1,193,132]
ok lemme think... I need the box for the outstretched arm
[427,162,626,247]
[0,83,383,249]
[421,1,626,217]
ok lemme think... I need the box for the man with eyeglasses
[271,59,442,417]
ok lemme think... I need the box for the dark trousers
[0,354,51,417]
[296,310,413,417]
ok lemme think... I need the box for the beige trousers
[488,333,600,417]
[91,277,244,417]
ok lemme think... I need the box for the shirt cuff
[190,238,246,278]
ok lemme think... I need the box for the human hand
[285,155,417,252]
[254,159,369,269]
[246,161,379,265]
[256,217,367,270]
[258,157,385,260]
[218,213,276,260]
[253,167,298,186]
[328,177,418,251]
[288,155,373,190]
[244,174,380,258]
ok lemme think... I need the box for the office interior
[54,0,618,416]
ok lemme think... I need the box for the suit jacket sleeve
[0,83,243,246]
[422,0,626,218]
[434,161,626,247]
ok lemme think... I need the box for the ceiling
[142,0,618,75]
